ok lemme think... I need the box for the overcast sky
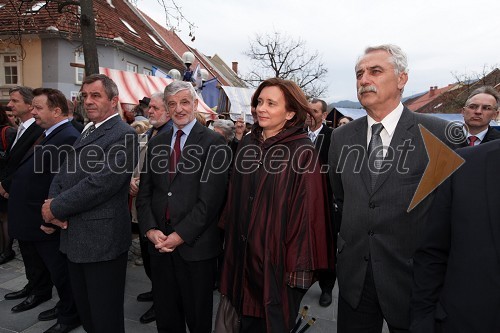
[138,0,500,103]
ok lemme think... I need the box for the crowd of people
[0,43,499,333]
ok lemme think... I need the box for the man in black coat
[137,81,230,333]
[410,138,500,333]
[460,86,500,147]
[306,98,335,307]
[0,86,51,314]
[9,88,80,333]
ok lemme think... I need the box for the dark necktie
[165,130,184,222]
[81,124,96,140]
[368,123,384,191]
[169,130,184,177]
[468,135,478,146]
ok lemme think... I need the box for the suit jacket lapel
[348,117,372,193]
[73,115,120,149]
[371,108,416,194]
[485,144,500,263]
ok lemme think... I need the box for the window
[75,50,84,84]
[127,62,138,73]
[1,54,19,85]
[143,68,152,76]
[24,1,45,15]
[147,34,163,48]
[120,19,138,36]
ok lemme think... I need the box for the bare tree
[243,31,328,98]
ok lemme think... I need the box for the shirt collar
[463,126,489,142]
[45,119,69,137]
[83,113,119,132]
[172,118,197,137]
[19,117,36,129]
[308,124,323,137]
[367,102,404,137]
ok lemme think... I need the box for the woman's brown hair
[251,78,312,132]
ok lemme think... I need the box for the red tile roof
[0,0,184,70]
[405,84,458,111]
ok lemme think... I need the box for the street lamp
[182,51,195,82]
[167,69,181,80]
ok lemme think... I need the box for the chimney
[232,62,238,74]
[429,86,436,97]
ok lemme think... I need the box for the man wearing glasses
[461,86,500,146]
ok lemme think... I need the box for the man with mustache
[460,86,500,147]
[328,44,456,332]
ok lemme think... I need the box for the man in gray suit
[137,81,229,333]
[329,44,455,332]
[41,74,138,333]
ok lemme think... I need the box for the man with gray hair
[137,81,230,333]
[329,44,456,332]
[460,85,500,147]
[212,119,236,143]
[41,74,138,333]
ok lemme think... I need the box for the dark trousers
[18,239,53,297]
[139,235,152,280]
[20,239,79,324]
[338,262,408,333]
[150,251,216,333]
[67,252,127,333]
[318,269,336,293]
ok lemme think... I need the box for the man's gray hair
[213,119,236,142]
[465,86,500,109]
[9,86,34,104]
[150,91,167,108]
[358,44,409,75]
[164,81,198,101]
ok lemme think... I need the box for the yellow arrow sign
[407,124,465,212]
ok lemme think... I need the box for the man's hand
[40,225,57,234]
[0,183,9,199]
[48,219,68,230]
[41,199,55,222]
[146,229,168,246]
[156,232,184,253]
[129,177,140,196]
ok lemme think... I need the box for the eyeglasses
[464,104,498,112]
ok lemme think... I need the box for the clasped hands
[40,198,68,234]
[146,229,184,253]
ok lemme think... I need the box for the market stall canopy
[99,67,217,120]
[218,86,256,123]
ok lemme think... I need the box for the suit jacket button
[369,202,375,209]
[364,255,369,261]
[240,235,247,242]
[167,192,172,197]
[368,230,374,236]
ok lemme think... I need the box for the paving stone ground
[0,238,389,332]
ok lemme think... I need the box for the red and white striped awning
[99,67,217,120]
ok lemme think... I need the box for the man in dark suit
[41,74,138,333]
[306,98,336,307]
[0,86,52,313]
[9,88,80,333]
[137,81,229,333]
[460,85,500,147]
[129,91,173,324]
[329,44,456,332]
[410,139,500,333]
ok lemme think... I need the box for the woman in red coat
[218,78,334,332]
